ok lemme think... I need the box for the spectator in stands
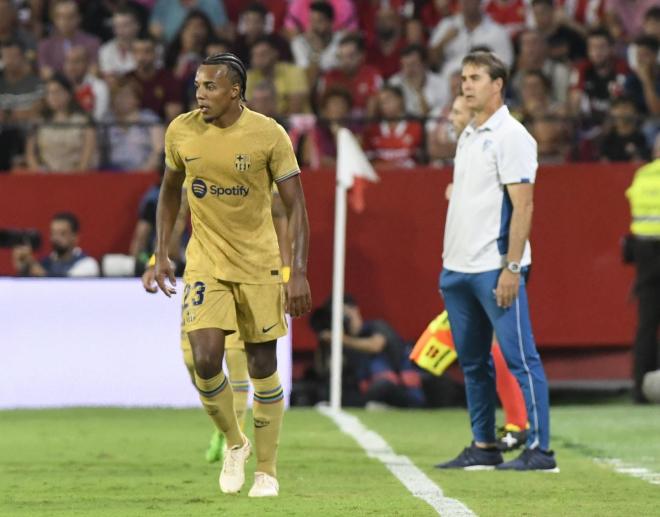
[365,5,407,80]
[164,10,215,82]
[63,46,110,121]
[426,72,465,165]
[555,0,605,31]
[530,116,570,164]
[512,70,567,125]
[300,87,353,168]
[388,44,448,117]
[80,0,149,44]
[99,6,141,81]
[569,28,630,128]
[604,0,657,43]
[247,80,280,119]
[101,78,163,172]
[127,36,184,122]
[317,34,383,118]
[38,0,101,78]
[149,0,228,43]
[205,37,233,57]
[625,35,660,118]
[531,0,586,62]
[290,1,343,85]
[25,74,96,173]
[16,0,50,41]
[364,84,424,169]
[312,294,425,408]
[599,97,651,162]
[485,0,529,37]
[0,41,42,123]
[429,0,513,78]
[420,0,457,30]
[0,0,37,60]
[12,212,100,277]
[0,41,42,171]
[285,0,357,37]
[233,2,292,67]
[641,6,660,41]
[511,30,570,107]
[246,36,309,115]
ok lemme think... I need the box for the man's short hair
[52,212,80,233]
[644,6,660,21]
[311,1,335,22]
[401,44,427,62]
[610,96,637,112]
[587,27,613,45]
[635,35,659,54]
[114,4,140,21]
[380,84,404,100]
[320,87,353,109]
[462,50,509,90]
[339,33,365,52]
[244,2,269,18]
[531,0,553,7]
[523,70,552,94]
[251,34,277,51]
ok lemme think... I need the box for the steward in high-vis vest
[625,157,660,403]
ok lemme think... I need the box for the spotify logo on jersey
[191,178,208,198]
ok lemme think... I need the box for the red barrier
[0,164,639,350]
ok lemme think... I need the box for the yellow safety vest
[626,159,660,238]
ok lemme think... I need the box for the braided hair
[201,52,247,101]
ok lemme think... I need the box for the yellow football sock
[181,345,195,384]
[251,372,284,477]
[226,348,250,431]
[194,371,243,448]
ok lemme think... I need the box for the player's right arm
[154,167,184,297]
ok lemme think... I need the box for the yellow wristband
[147,254,156,267]
[282,266,291,283]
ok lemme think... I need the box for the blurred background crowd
[0,0,659,174]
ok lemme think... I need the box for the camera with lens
[0,228,42,250]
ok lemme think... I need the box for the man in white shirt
[388,44,448,117]
[290,1,343,84]
[99,6,140,79]
[435,51,557,472]
[429,0,513,79]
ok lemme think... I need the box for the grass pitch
[2,404,659,516]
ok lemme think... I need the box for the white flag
[336,127,379,189]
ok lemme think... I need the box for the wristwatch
[506,261,522,274]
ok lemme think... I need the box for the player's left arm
[495,130,537,309]
[276,175,312,318]
[496,182,534,309]
[271,191,292,269]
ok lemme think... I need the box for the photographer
[12,212,99,277]
[310,294,424,408]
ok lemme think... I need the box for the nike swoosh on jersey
[184,156,201,162]
[262,323,278,333]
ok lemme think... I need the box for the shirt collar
[465,104,509,134]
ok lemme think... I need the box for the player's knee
[193,350,222,379]
[246,350,277,378]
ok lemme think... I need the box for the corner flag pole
[329,173,348,411]
[329,128,379,411]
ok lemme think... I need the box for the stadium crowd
[0,0,659,173]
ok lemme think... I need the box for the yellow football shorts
[181,273,287,344]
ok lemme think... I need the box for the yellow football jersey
[164,107,300,284]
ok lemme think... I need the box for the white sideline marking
[595,458,660,486]
[318,406,476,516]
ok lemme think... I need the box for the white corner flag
[330,128,379,411]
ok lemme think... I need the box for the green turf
[1,405,659,517]
[0,408,434,517]
[358,405,660,517]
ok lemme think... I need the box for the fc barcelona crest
[234,154,251,172]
